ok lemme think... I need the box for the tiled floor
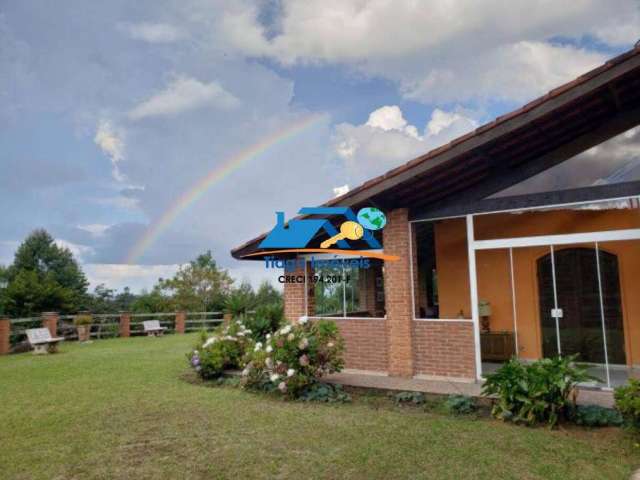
[325,369,615,408]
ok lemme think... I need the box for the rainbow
[125,114,326,264]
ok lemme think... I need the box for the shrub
[188,321,254,379]
[73,314,92,326]
[243,303,284,342]
[394,391,426,406]
[444,395,477,415]
[299,382,351,403]
[241,318,344,398]
[614,379,640,430]
[225,291,254,318]
[569,405,623,427]
[482,355,593,427]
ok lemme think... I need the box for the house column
[284,261,307,322]
[383,208,414,377]
[466,215,482,380]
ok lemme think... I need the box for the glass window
[307,259,386,318]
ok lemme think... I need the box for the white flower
[278,381,287,392]
[266,345,273,353]
[298,338,309,350]
[287,333,295,341]
[298,316,309,325]
[203,337,217,348]
[270,373,280,382]
[280,325,292,335]
[328,342,334,348]
[265,357,273,369]
[287,368,295,377]
[244,329,252,334]
[237,331,245,337]
[266,333,271,339]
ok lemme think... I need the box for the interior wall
[432,208,640,365]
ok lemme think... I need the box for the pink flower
[299,354,310,367]
[278,381,287,393]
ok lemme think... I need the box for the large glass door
[537,244,626,387]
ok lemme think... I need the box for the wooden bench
[26,328,64,354]
[143,320,166,337]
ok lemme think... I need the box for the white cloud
[78,224,111,237]
[227,263,282,291]
[92,195,140,210]
[366,106,420,139]
[54,239,94,262]
[401,41,607,104]
[84,263,180,293]
[334,105,478,180]
[221,0,634,104]
[118,22,185,43]
[94,119,126,182]
[333,184,350,197]
[0,240,19,265]
[128,76,240,120]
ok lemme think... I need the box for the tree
[0,265,10,315]
[114,286,135,312]
[5,229,88,316]
[255,281,282,307]
[157,251,233,312]
[88,284,117,314]
[130,287,174,313]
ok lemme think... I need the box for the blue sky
[1,0,638,292]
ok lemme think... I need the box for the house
[232,45,640,390]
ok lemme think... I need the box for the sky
[1,0,639,293]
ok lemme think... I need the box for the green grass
[0,335,637,480]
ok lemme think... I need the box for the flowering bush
[241,317,344,398]
[188,320,254,379]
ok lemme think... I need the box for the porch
[325,369,616,408]
[290,188,640,391]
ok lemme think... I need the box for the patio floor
[326,369,615,408]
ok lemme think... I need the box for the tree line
[0,229,281,317]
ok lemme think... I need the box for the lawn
[0,335,637,480]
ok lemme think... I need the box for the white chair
[143,320,166,337]
[26,328,64,354]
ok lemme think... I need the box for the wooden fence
[0,311,226,354]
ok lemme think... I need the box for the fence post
[42,312,59,337]
[175,311,186,334]
[0,318,9,355]
[119,312,131,338]
[223,313,232,324]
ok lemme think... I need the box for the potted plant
[74,313,93,342]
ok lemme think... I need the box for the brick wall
[318,318,388,372]
[284,263,306,322]
[413,320,476,380]
[383,208,414,376]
